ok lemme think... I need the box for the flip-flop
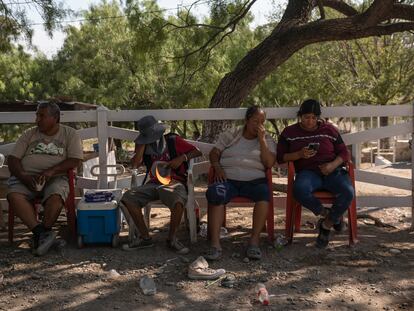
[246,245,262,260]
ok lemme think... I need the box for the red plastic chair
[8,169,77,243]
[207,166,275,242]
[285,162,358,245]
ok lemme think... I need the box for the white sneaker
[188,256,226,280]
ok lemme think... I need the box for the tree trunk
[201,1,414,141]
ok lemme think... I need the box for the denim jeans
[293,168,354,224]
[206,178,269,205]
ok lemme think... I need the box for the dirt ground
[0,165,413,311]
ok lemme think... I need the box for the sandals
[246,245,262,260]
[205,247,222,261]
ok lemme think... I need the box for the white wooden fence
[0,104,412,222]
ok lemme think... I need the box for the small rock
[165,282,175,286]
[243,257,249,263]
[325,288,332,293]
[108,269,121,279]
[31,273,42,280]
[231,253,240,259]
[389,249,401,255]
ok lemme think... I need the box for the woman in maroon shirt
[277,99,354,248]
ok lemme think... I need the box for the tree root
[357,214,397,229]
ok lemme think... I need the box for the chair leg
[347,199,358,245]
[294,203,302,233]
[285,198,294,244]
[8,204,14,244]
[65,200,77,241]
[185,201,197,243]
[266,201,275,242]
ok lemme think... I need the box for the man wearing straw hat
[121,116,201,254]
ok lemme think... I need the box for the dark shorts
[206,178,269,205]
[121,181,187,209]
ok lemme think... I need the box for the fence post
[352,117,361,169]
[97,106,109,189]
[411,102,414,229]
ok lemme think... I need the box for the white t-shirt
[220,136,276,181]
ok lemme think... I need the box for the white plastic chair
[120,159,200,244]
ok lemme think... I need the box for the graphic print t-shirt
[10,124,83,175]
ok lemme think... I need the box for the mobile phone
[307,142,320,151]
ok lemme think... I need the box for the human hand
[257,124,266,141]
[168,155,185,170]
[32,175,46,191]
[319,162,337,176]
[213,165,227,183]
[20,174,36,191]
[299,147,317,159]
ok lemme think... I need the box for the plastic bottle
[131,168,139,188]
[140,275,156,295]
[255,283,270,305]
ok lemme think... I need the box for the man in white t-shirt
[7,102,83,256]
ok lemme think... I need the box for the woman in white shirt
[206,106,276,260]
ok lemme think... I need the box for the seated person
[276,99,354,248]
[205,106,276,260]
[121,116,202,254]
[7,102,83,256]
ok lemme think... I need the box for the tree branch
[391,3,414,21]
[320,0,359,17]
[357,0,395,27]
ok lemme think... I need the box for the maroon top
[277,121,350,173]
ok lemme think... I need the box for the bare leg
[250,201,268,246]
[8,193,38,230]
[168,202,184,240]
[208,204,225,249]
[121,200,149,239]
[43,194,64,228]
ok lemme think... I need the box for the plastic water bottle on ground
[255,283,270,305]
[131,169,139,188]
[140,275,156,295]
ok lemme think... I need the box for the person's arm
[277,134,315,163]
[131,144,145,169]
[40,158,82,179]
[257,125,276,168]
[319,156,344,176]
[168,137,202,169]
[319,129,349,175]
[7,155,35,189]
[282,147,316,162]
[209,147,226,182]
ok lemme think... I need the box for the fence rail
[0,105,412,220]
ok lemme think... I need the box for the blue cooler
[77,197,120,248]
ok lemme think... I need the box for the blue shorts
[206,178,269,205]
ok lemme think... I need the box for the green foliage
[0,0,67,48]
[2,0,413,117]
